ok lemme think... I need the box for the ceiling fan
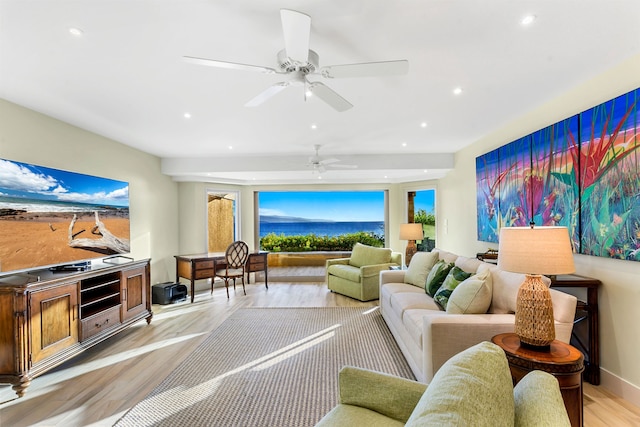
[183,9,409,112]
[308,145,357,173]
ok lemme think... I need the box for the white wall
[0,98,180,285]
[438,53,640,404]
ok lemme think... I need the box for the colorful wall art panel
[579,88,640,260]
[530,115,581,251]
[476,149,500,242]
[476,87,640,262]
[498,136,531,229]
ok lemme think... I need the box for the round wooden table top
[492,333,584,372]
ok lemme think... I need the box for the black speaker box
[152,282,188,305]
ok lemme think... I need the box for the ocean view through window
[258,190,386,251]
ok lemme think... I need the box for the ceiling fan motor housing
[277,49,319,74]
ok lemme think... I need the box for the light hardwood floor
[0,280,638,426]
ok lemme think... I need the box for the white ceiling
[1,1,639,185]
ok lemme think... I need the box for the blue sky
[414,190,435,214]
[0,158,129,206]
[259,189,435,222]
[259,191,385,221]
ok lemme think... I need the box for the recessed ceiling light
[310,124,317,130]
[228,146,233,150]
[68,27,84,37]
[402,142,407,147]
[424,169,429,173]
[183,112,191,119]
[521,14,536,26]
[453,87,463,95]
[420,122,428,128]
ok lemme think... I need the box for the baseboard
[601,368,640,408]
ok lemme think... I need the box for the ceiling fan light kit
[184,9,409,112]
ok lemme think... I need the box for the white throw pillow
[446,269,493,314]
[403,251,439,288]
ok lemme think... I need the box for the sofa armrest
[360,263,398,278]
[338,366,427,423]
[421,313,518,381]
[380,270,407,284]
[326,258,350,267]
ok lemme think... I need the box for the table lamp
[399,223,424,266]
[497,225,575,349]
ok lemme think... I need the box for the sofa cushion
[432,248,458,264]
[327,264,362,282]
[433,266,472,310]
[391,292,440,320]
[316,404,405,427]
[454,256,484,274]
[425,260,454,296]
[349,243,392,268]
[405,341,515,427]
[404,252,439,288]
[446,269,493,314]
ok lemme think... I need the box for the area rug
[114,307,414,427]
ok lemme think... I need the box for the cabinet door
[30,283,79,364]
[121,266,148,321]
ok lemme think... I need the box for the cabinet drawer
[194,269,214,279]
[248,262,265,271]
[81,305,121,341]
[195,260,214,269]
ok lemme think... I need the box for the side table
[550,274,601,385]
[492,333,584,427]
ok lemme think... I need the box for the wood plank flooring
[0,280,638,426]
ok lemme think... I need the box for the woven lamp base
[514,274,555,349]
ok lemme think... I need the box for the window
[257,190,387,251]
[410,189,436,251]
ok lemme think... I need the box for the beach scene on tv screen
[0,158,130,274]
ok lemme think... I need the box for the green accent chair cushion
[349,243,392,268]
[405,341,515,427]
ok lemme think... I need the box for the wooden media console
[0,259,152,397]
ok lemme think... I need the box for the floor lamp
[399,223,424,266]
[497,225,575,349]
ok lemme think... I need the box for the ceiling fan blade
[328,163,358,169]
[183,56,277,75]
[280,9,311,62]
[309,82,353,112]
[319,158,340,165]
[245,82,289,107]
[320,60,409,78]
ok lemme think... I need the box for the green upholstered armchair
[326,243,402,301]
[316,342,571,427]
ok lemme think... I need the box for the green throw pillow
[425,260,454,296]
[434,266,472,310]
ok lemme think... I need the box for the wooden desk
[550,274,601,385]
[246,252,268,288]
[175,252,268,303]
[492,333,584,427]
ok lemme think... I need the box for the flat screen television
[0,158,130,276]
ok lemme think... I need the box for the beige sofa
[326,243,402,301]
[379,248,577,383]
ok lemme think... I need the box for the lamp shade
[497,226,575,275]
[399,223,424,241]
